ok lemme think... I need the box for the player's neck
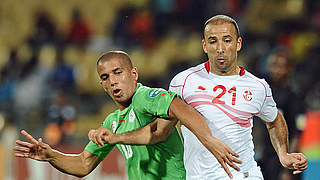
[210,65,240,76]
[116,98,132,111]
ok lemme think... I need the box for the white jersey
[169,61,278,179]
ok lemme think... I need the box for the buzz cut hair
[97,50,133,69]
[203,15,240,38]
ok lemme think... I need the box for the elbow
[77,152,95,178]
[75,174,87,178]
[74,166,91,178]
[265,120,276,131]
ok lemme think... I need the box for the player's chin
[114,96,129,103]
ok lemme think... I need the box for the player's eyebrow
[207,34,233,40]
[208,36,217,40]
[223,35,233,39]
[112,67,121,73]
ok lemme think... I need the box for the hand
[205,137,242,179]
[88,127,117,146]
[14,130,53,161]
[279,152,308,174]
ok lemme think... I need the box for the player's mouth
[217,57,226,63]
[113,88,121,97]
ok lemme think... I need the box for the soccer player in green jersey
[14,51,241,179]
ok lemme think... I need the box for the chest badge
[243,90,253,102]
[129,108,135,122]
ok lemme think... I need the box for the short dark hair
[97,50,133,69]
[203,15,240,38]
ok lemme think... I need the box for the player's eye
[225,39,231,43]
[101,75,108,81]
[115,71,122,75]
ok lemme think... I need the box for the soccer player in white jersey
[168,15,308,179]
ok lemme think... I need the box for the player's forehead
[97,58,127,74]
[204,22,237,38]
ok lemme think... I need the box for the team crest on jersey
[129,108,135,122]
[111,121,117,133]
[243,89,253,102]
[148,88,165,98]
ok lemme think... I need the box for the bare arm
[265,111,289,157]
[48,150,101,177]
[168,97,242,178]
[89,118,177,146]
[89,97,241,178]
[265,111,308,174]
[14,130,101,178]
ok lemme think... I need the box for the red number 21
[212,85,237,105]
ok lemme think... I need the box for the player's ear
[131,67,138,81]
[202,39,208,54]
[236,37,242,52]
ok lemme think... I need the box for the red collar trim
[239,65,245,76]
[204,60,210,73]
[204,60,246,76]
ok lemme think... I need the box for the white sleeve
[169,74,184,98]
[256,80,278,122]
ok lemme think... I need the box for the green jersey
[85,83,186,180]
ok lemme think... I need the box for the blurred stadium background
[0,0,319,179]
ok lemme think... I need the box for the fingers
[293,164,308,175]
[14,142,32,158]
[95,133,104,146]
[225,155,240,171]
[293,153,308,168]
[101,129,114,144]
[285,153,308,174]
[293,161,308,169]
[218,159,233,179]
[38,138,47,149]
[229,156,242,164]
[89,130,99,145]
[224,147,242,171]
[293,170,303,175]
[21,130,39,145]
[88,127,113,146]
[13,146,30,153]
[89,129,105,146]
[16,140,34,148]
[292,161,308,174]
[14,152,30,158]
[293,163,308,174]
[228,149,240,158]
[217,151,242,179]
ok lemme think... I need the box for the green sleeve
[84,114,116,160]
[134,86,176,119]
